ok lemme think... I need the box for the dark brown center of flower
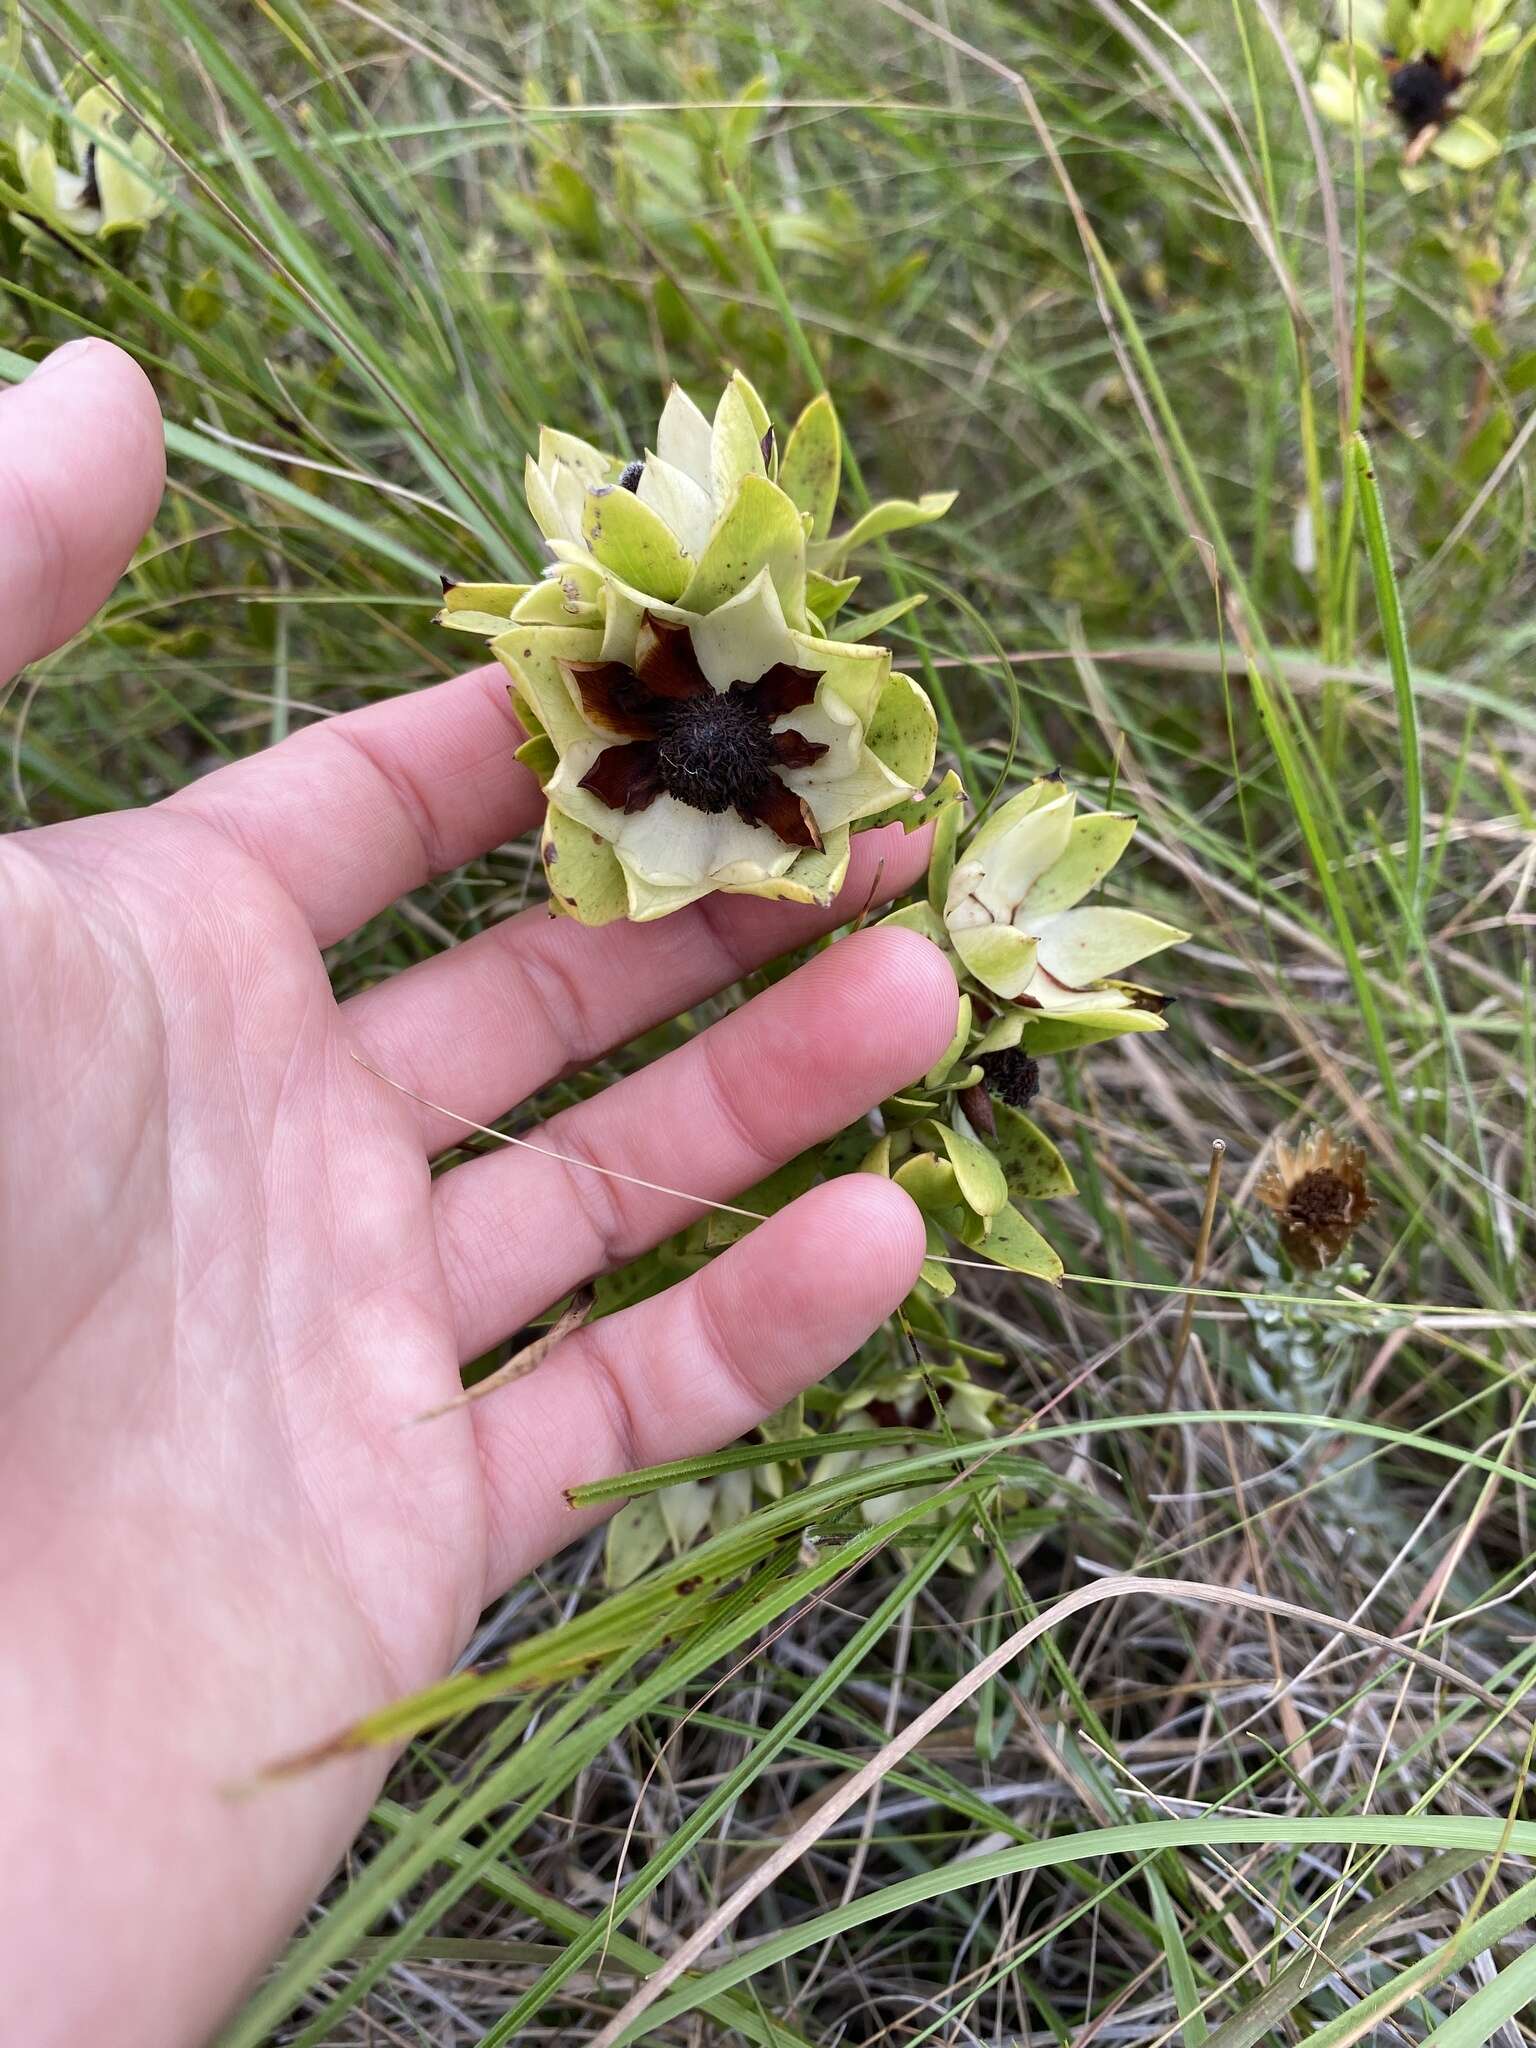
[653,688,777,815]
[79,143,102,215]
[1287,1169,1354,1230]
[978,1048,1040,1110]
[567,615,830,851]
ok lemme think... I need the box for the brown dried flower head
[1256,1128,1376,1271]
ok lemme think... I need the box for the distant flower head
[8,81,167,239]
[1311,0,1522,176]
[1256,1128,1376,1271]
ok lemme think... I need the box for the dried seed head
[1256,1127,1375,1271]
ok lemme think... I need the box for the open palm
[0,343,954,2048]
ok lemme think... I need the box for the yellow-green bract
[885,777,1188,1053]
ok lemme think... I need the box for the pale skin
[0,341,956,2047]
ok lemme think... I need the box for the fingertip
[728,1175,926,1355]
[29,338,165,510]
[810,1172,929,1311]
[840,918,962,1075]
[0,339,166,678]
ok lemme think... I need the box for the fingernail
[31,337,100,381]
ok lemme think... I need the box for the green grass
[5,0,1536,2040]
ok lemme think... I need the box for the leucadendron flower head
[438,372,949,923]
[4,74,167,240]
[1312,0,1523,176]
[888,776,1188,1052]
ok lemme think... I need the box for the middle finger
[431,924,955,1362]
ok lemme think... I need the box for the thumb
[0,339,165,685]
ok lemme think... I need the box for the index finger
[164,662,544,945]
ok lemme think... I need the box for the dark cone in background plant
[1386,51,1461,138]
[978,1047,1040,1111]
[1255,1128,1376,1271]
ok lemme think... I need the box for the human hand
[0,342,955,2047]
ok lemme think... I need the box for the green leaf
[514,732,558,782]
[711,375,769,504]
[893,1151,961,1214]
[540,801,628,925]
[1015,998,1169,1053]
[679,475,807,624]
[951,920,1039,1002]
[987,1100,1076,1201]
[917,1216,956,1296]
[758,1393,807,1444]
[1147,1869,1209,2047]
[592,1237,700,1319]
[924,992,972,1090]
[813,489,957,573]
[879,900,949,946]
[863,671,937,792]
[926,794,964,916]
[657,1477,716,1554]
[536,158,601,246]
[704,1149,821,1246]
[966,1202,1063,1281]
[1035,907,1187,983]
[857,1134,893,1177]
[581,482,692,602]
[927,1120,1008,1219]
[805,570,859,621]
[1028,810,1139,916]
[864,766,966,837]
[1432,114,1500,168]
[779,391,841,538]
[604,1495,671,1589]
[830,591,927,640]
